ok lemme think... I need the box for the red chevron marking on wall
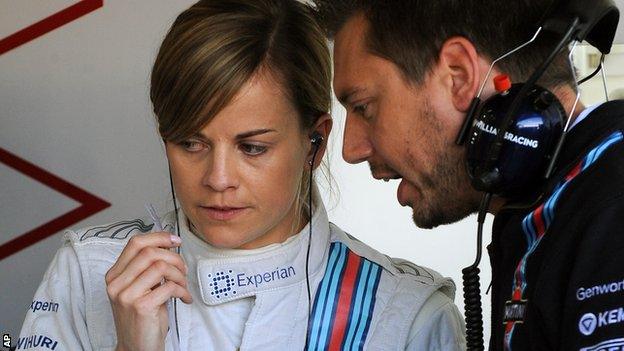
[0,0,103,55]
[0,0,107,260]
[0,148,111,260]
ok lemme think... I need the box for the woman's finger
[107,247,187,295]
[113,260,190,305]
[106,232,181,283]
[147,280,194,306]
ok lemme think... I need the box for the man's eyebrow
[338,87,364,106]
[235,128,277,140]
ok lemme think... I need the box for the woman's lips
[200,206,248,221]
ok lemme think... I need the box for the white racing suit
[18,200,466,350]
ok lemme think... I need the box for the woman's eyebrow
[235,129,278,140]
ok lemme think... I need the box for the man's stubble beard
[409,104,482,229]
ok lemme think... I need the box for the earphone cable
[304,141,321,349]
[167,165,182,350]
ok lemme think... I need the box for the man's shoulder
[555,131,624,214]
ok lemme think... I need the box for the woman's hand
[105,232,193,351]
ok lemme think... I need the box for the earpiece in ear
[308,132,324,166]
[310,131,324,148]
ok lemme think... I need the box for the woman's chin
[197,232,242,249]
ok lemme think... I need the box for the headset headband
[475,0,620,189]
[542,0,619,54]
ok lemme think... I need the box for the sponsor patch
[206,266,296,299]
[577,279,624,301]
[16,335,59,350]
[29,300,59,313]
[580,338,624,351]
[504,299,527,323]
[579,313,598,336]
[236,266,296,288]
[579,307,624,336]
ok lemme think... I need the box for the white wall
[0,0,197,340]
[1,0,623,346]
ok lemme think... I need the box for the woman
[18,0,465,350]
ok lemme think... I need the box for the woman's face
[166,72,315,249]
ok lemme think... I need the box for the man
[313,0,624,350]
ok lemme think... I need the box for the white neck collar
[165,198,331,306]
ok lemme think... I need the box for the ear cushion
[466,84,566,198]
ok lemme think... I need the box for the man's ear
[308,113,333,169]
[437,37,482,112]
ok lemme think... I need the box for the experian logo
[579,307,624,336]
[237,266,296,288]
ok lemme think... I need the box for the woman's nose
[201,149,239,192]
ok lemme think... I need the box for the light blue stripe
[523,214,536,243]
[343,261,371,350]
[353,264,380,349]
[544,182,568,224]
[506,324,516,351]
[591,136,621,162]
[583,145,600,169]
[526,133,623,239]
[544,183,561,226]
[583,132,622,170]
[348,265,373,351]
[519,234,549,293]
[526,215,536,243]
[592,132,621,157]
[309,243,342,350]
[521,216,533,244]
[316,243,348,349]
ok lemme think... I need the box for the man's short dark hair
[313,0,575,89]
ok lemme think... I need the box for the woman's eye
[180,140,205,152]
[241,143,267,156]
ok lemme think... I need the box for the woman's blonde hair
[150,0,332,227]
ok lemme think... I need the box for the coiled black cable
[462,192,492,351]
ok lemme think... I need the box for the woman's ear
[308,113,332,169]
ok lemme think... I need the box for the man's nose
[202,149,239,192]
[342,115,373,164]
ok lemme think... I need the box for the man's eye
[180,140,205,152]
[353,103,368,114]
[241,143,267,156]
